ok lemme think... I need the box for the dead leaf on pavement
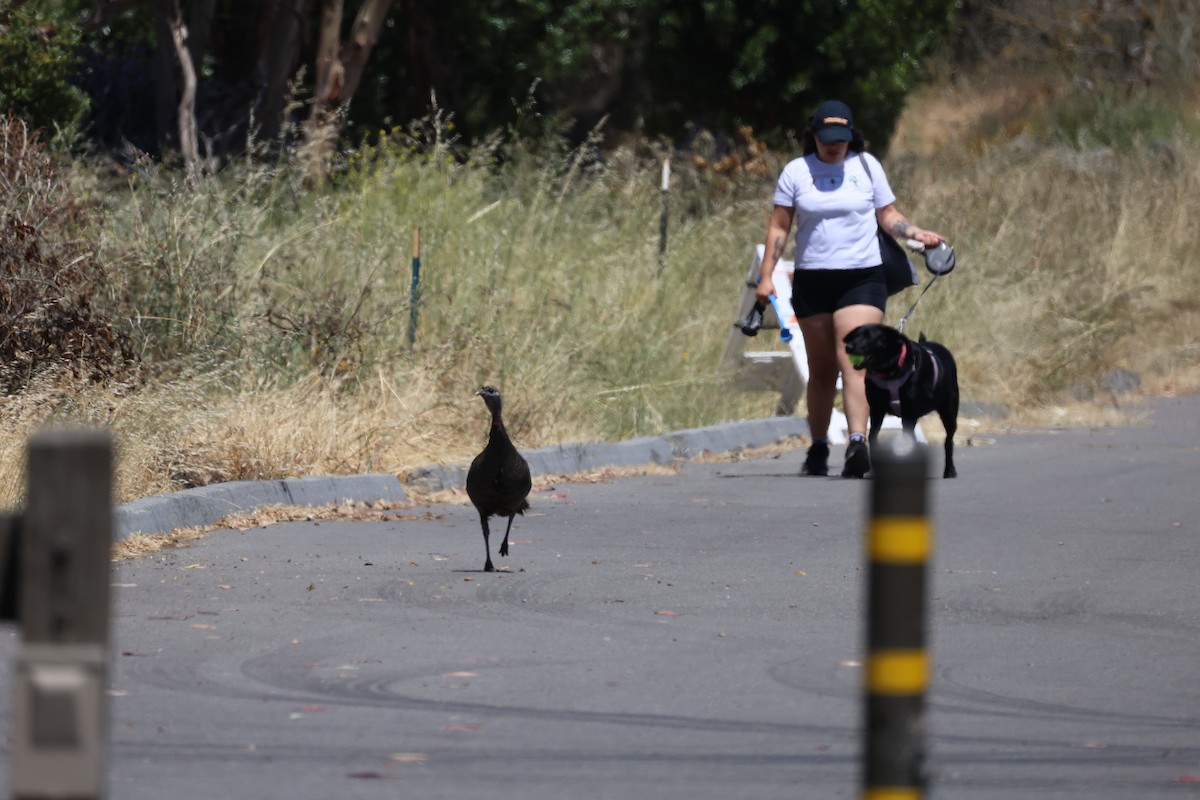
[390,753,429,764]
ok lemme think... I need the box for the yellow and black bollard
[863,435,931,800]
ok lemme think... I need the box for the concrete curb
[114,416,810,540]
[114,474,409,540]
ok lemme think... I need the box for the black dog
[843,323,959,478]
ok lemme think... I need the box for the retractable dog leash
[894,240,956,333]
[739,240,957,336]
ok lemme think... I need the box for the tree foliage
[0,3,90,138]
[349,0,962,151]
[347,0,638,142]
[636,0,961,150]
[7,0,961,158]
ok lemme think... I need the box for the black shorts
[790,266,887,318]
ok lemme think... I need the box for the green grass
[3,75,1199,507]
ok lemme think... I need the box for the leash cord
[895,274,940,333]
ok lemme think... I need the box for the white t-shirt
[772,151,896,271]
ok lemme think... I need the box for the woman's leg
[797,313,839,440]
[833,304,886,435]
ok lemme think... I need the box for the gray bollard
[10,429,113,800]
[862,435,930,800]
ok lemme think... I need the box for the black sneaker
[842,439,871,478]
[801,442,829,476]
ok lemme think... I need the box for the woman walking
[756,99,944,477]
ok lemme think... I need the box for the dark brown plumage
[465,386,532,572]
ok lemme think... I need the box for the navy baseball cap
[810,100,854,144]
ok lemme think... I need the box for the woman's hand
[908,227,945,248]
[877,204,944,248]
[755,274,776,305]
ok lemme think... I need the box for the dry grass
[4,59,1199,513]
[108,461,687,560]
[885,68,1200,419]
[109,498,425,560]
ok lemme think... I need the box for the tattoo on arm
[771,236,785,261]
[890,218,912,238]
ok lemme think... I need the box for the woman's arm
[876,203,943,248]
[756,204,796,304]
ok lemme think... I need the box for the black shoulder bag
[858,153,918,295]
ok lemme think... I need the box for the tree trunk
[167,6,200,181]
[305,0,394,184]
[310,0,346,123]
[258,0,311,142]
[338,0,394,107]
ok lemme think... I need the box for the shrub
[0,5,90,137]
[0,117,138,395]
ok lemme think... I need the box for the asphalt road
[2,396,1198,799]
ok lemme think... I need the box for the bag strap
[859,153,887,219]
[857,153,875,188]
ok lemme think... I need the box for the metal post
[0,513,19,622]
[408,226,422,351]
[657,158,670,274]
[863,435,931,800]
[12,428,113,800]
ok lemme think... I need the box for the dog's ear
[869,326,901,352]
[879,325,902,343]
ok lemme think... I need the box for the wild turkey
[465,386,532,572]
